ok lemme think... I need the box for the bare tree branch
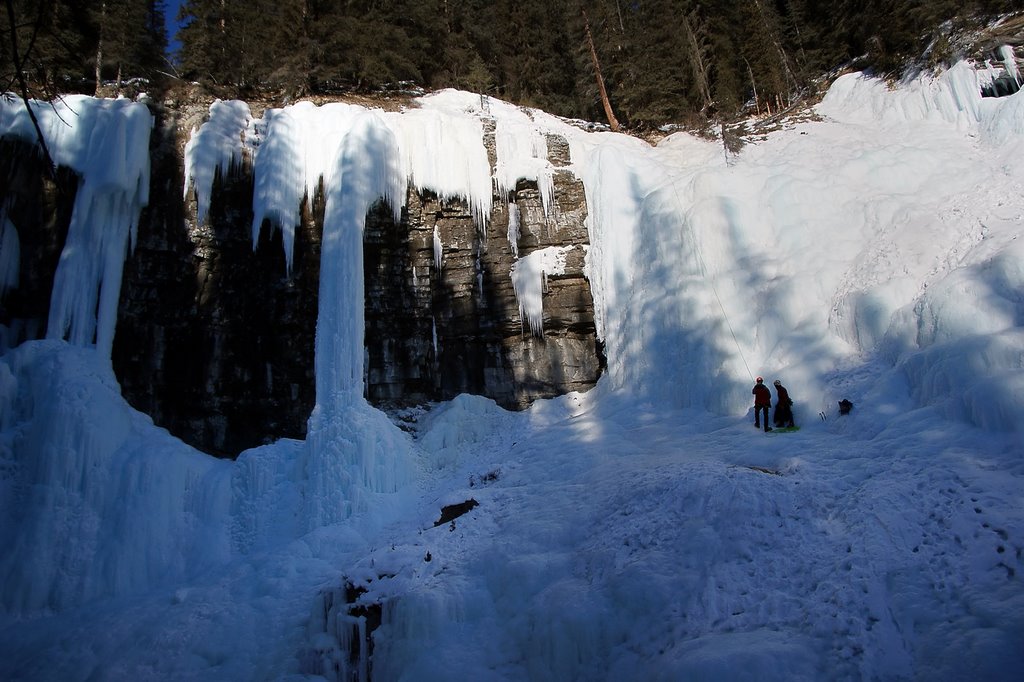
[4,0,56,176]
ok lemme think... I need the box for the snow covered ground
[1,57,1023,681]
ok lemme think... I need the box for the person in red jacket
[752,377,772,432]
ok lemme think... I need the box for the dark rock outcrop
[363,127,603,412]
[112,98,320,457]
[0,140,78,347]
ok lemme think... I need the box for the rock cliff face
[112,98,323,457]
[0,140,78,349]
[4,95,603,457]
[363,129,602,411]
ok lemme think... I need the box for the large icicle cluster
[183,89,565,407]
[183,99,252,225]
[251,102,367,272]
[510,246,572,335]
[493,114,555,215]
[0,95,153,361]
[382,105,493,228]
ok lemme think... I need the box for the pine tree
[1,0,95,96]
[176,0,226,85]
[92,0,165,93]
[736,0,795,114]
[679,2,714,115]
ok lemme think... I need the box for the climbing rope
[666,174,756,383]
[695,242,755,383]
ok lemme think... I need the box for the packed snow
[1,53,1023,681]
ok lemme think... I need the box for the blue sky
[165,0,185,55]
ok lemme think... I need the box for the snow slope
[1,57,1023,681]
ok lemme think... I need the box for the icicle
[433,225,443,271]
[507,201,520,256]
[355,616,369,682]
[510,246,572,336]
[250,107,304,271]
[184,99,251,224]
[999,45,1021,86]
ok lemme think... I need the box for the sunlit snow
[1,53,1023,681]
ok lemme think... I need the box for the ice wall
[183,89,563,411]
[0,95,152,361]
[557,62,1024,424]
[178,70,1024,426]
[0,342,232,614]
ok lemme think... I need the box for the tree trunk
[744,57,760,115]
[579,4,619,132]
[95,1,106,95]
[749,0,798,97]
[680,9,713,114]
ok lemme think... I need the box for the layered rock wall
[112,99,321,456]
[0,140,78,348]
[3,96,603,457]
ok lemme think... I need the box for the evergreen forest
[2,0,1020,129]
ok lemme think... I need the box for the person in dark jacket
[752,377,772,432]
[773,379,795,428]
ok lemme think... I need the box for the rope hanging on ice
[666,176,755,383]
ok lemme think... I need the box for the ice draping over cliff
[184,91,556,312]
[0,53,1023,652]
[185,94,496,276]
[0,95,152,361]
[300,110,412,528]
[511,245,573,335]
[182,98,251,224]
